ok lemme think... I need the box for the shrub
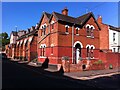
[109,64,113,69]
[61,56,69,60]
[78,57,82,60]
[32,58,38,63]
[94,60,103,65]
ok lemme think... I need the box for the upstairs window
[65,25,69,34]
[113,33,116,42]
[51,21,55,30]
[90,26,94,38]
[43,25,46,35]
[86,24,95,38]
[86,26,91,36]
[41,26,44,36]
[76,27,80,35]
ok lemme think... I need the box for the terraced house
[6,8,120,72]
[15,26,38,62]
[6,25,39,62]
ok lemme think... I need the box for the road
[2,58,120,89]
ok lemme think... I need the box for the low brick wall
[62,59,105,72]
[89,64,105,70]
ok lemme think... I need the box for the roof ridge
[53,11,76,19]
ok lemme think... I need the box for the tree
[0,32,10,51]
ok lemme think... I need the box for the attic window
[43,25,46,35]
[86,24,95,38]
[41,26,44,36]
[51,21,55,29]
[76,27,80,35]
[65,25,69,34]
[86,26,91,36]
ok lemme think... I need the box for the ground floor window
[118,48,120,53]
[113,48,116,52]
[86,45,95,59]
[40,44,46,57]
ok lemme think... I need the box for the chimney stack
[62,7,68,16]
[97,15,102,24]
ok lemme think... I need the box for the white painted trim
[73,41,83,48]
[90,25,95,29]
[24,39,28,45]
[86,44,95,49]
[38,56,47,58]
[51,44,54,47]
[65,25,69,28]
[65,32,69,34]
[17,41,19,45]
[40,25,44,29]
[51,21,55,24]
[76,27,80,30]
[86,24,90,28]
[91,45,95,49]
[51,54,53,55]
[40,44,46,48]
[20,40,23,45]
[29,37,33,42]
[44,23,47,27]
[86,44,91,48]
[76,34,79,36]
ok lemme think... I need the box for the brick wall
[99,52,120,69]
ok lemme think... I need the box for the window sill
[38,56,47,58]
[87,36,94,38]
[65,32,69,34]
[76,34,79,36]
[86,57,95,59]
[87,36,91,38]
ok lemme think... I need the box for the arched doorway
[75,43,81,64]
[73,41,83,64]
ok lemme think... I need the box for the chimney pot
[62,7,68,16]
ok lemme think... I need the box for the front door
[76,48,80,64]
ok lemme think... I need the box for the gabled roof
[10,31,18,37]
[45,12,51,19]
[51,12,77,24]
[109,25,120,32]
[38,12,51,28]
[17,29,38,41]
[49,12,101,30]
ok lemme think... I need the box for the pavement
[10,58,120,80]
[64,70,120,80]
[47,66,120,80]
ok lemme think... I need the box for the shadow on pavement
[2,58,119,89]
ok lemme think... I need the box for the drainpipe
[72,24,75,64]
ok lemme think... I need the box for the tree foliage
[0,32,10,51]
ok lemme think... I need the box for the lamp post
[15,26,17,32]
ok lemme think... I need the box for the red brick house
[37,8,102,70]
